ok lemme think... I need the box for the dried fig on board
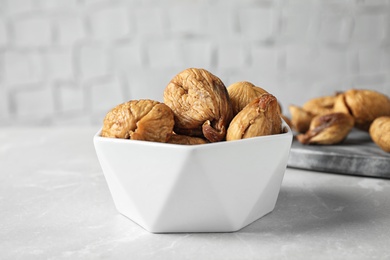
[227,81,268,116]
[303,95,336,115]
[333,89,390,131]
[297,112,354,145]
[226,93,282,141]
[163,68,233,142]
[101,99,174,143]
[369,116,390,152]
[288,105,314,133]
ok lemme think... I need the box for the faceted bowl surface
[94,122,292,233]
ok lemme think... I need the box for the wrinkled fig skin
[167,134,208,145]
[288,105,315,133]
[333,93,351,115]
[226,93,282,141]
[334,89,390,131]
[227,81,268,116]
[303,95,336,116]
[101,99,175,143]
[297,112,354,145]
[369,116,390,153]
[163,68,233,142]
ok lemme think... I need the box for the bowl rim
[94,120,292,149]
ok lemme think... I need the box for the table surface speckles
[1,127,390,259]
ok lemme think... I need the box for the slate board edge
[287,147,390,179]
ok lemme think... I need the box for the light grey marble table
[1,127,390,259]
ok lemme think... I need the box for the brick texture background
[0,0,389,126]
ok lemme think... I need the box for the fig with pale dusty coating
[369,116,390,152]
[297,112,354,145]
[227,81,268,116]
[167,134,208,145]
[303,95,336,115]
[101,99,174,143]
[288,105,315,133]
[226,93,282,141]
[163,68,233,142]
[334,89,390,131]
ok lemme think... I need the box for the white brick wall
[13,15,52,48]
[89,5,131,41]
[77,44,109,79]
[46,48,74,80]
[134,7,165,38]
[0,19,7,47]
[0,0,389,126]
[3,50,44,86]
[55,14,85,46]
[55,81,84,113]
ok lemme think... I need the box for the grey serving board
[287,129,390,179]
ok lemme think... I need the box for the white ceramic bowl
[94,122,292,233]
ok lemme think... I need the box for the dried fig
[288,105,315,133]
[226,93,282,141]
[227,81,268,116]
[163,68,233,142]
[101,99,174,143]
[333,89,390,131]
[303,95,336,115]
[167,134,208,145]
[297,112,354,145]
[333,93,350,115]
[369,116,390,152]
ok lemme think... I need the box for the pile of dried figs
[101,68,285,145]
[288,89,390,152]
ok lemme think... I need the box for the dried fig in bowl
[226,93,282,141]
[163,68,233,142]
[227,81,268,116]
[167,134,208,145]
[101,99,174,143]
